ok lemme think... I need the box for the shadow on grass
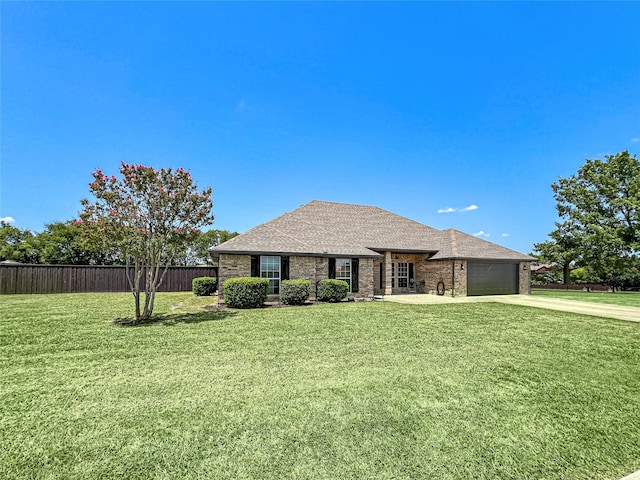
[113,309,237,327]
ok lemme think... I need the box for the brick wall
[289,256,326,300]
[424,259,466,296]
[216,253,540,299]
[289,256,373,299]
[219,254,373,300]
[218,254,251,296]
[519,262,531,294]
[373,258,384,295]
[373,254,470,296]
[357,258,374,298]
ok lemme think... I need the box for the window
[397,262,409,288]
[336,258,352,292]
[328,258,359,293]
[260,255,280,295]
[391,262,410,289]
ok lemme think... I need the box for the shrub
[223,277,269,308]
[280,279,311,305]
[317,279,349,302]
[192,277,217,296]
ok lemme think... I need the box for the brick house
[210,201,534,299]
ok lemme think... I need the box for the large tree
[173,229,239,266]
[79,162,214,321]
[533,220,583,284]
[547,151,639,290]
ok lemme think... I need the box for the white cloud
[235,99,247,112]
[501,233,510,237]
[0,216,15,224]
[631,137,639,143]
[473,230,490,237]
[438,204,478,213]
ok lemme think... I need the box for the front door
[392,262,415,293]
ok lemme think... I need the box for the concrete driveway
[384,294,640,323]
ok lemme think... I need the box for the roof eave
[369,248,440,255]
[430,255,535,262]
[211,249,382,259]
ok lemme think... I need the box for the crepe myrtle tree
[79,162,214,322]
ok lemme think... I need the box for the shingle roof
[430,229,533,261]
[210,200,534,261]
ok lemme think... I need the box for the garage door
[467,262,518,296]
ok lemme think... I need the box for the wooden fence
[0,265,217,295]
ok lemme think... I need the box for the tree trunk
[125,256,143,322]
[134,291,141,320]
[563,263,571,285]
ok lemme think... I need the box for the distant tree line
[0,220,237,266]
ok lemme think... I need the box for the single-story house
[210,200,534,299]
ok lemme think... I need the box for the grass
[532,288,640,307]
[1,293,639,480]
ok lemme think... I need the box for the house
[210,200,534,299]
[530,263,557,275]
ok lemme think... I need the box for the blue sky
[2,1,639,254]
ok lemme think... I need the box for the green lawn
[532,288,640,307]
[1,293,639,480]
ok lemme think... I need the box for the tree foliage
[79,162,214,321]
[37,220,120,265]
[0,220,229,266]
[533,221,583,284]
[0,222,39,263]
[540,151,639,290]
[174,229,239,266]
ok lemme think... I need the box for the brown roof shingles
[430,229,533,261]
[211,200,534,261]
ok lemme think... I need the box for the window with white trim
[260,255,281,295]
[336,258,352,292]
[397,262,409,288]
[391,262,410,288]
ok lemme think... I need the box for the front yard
[1,293,639,479]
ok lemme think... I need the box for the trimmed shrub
[223,277,269,309]
[280,279,311,305]
[317,279,349,302]
[192,277,217,296]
